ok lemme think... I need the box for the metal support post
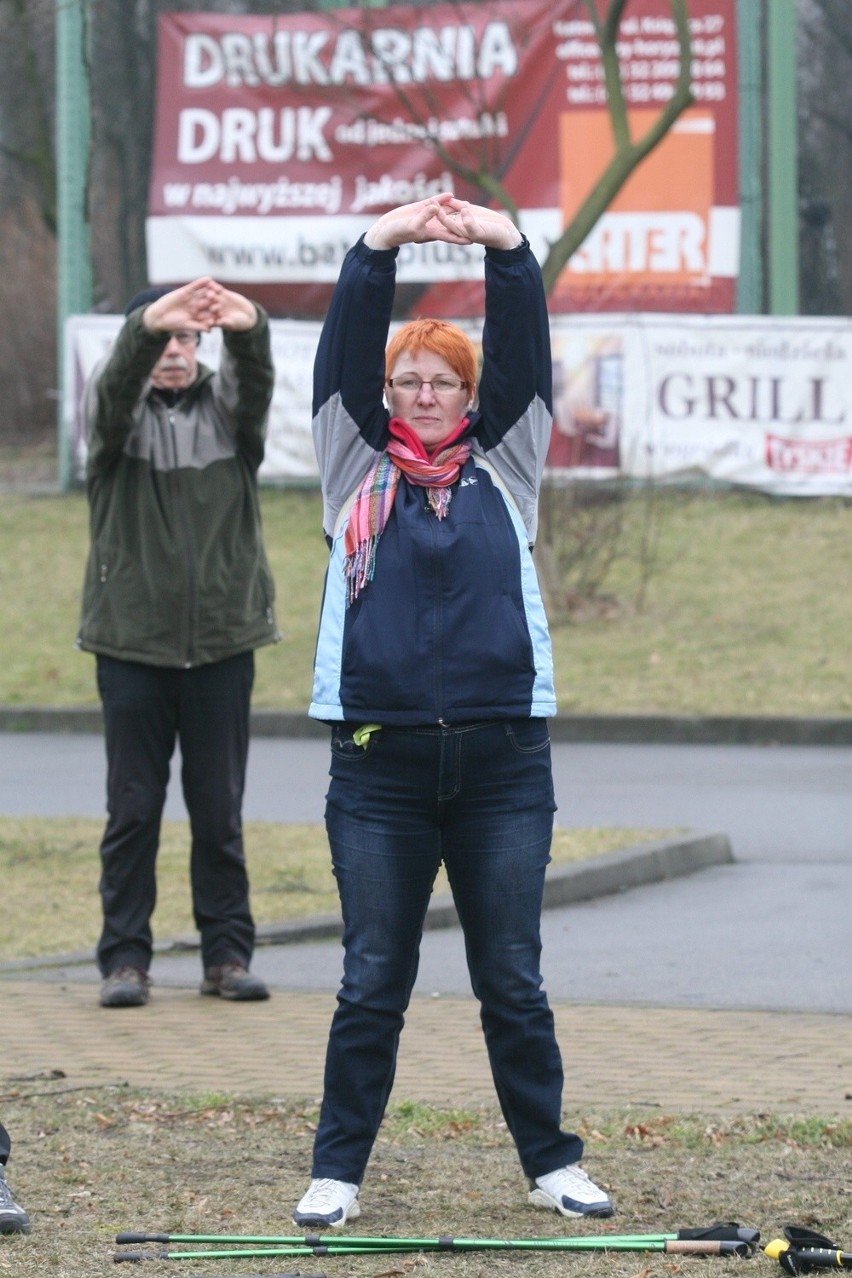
[55,0,93,488]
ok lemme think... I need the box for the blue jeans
[312,718,584,1184]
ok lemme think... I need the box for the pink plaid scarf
[344,422,471,604]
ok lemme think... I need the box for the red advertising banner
[147,0,738,315]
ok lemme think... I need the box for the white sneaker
[529,1163,613,1218]
[293,1177,361,1229]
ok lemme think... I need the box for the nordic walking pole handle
[765,1240,852,1273]
[114,1253,166,1263]
[666,1239,753,1257]
[676,1225,760,1251]
[116,1234,169,1244]
[787,1255,852,1273]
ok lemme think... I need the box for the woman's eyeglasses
[387,376,467,394]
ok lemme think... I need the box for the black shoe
[100,965,151,1008]
[0,1166,30,1235]
[200,960,269,1001]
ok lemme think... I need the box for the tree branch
[593,0,631,150]
[540,0,694,293]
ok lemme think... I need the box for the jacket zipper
[429,502,444,724]
[168,409,197,666]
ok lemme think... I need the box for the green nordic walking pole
[114,1241,751,1263]
[114,1224,760,1262]
[118,1230,690,1247]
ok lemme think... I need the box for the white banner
[65,315,318,482]
[66,314,852,496]
[145,210,562,286]
[548,315,852,495]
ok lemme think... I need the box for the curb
[250,831,733,943]
[0,831,732,974]
[2,705,852,745]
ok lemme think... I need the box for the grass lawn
[0,1088,848,1278]
[1,486,850,715]
[0,817,667,962]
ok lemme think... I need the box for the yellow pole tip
[764,1240,789,1261]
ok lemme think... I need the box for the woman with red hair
[294,194,612,1229]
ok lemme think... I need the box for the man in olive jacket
[77,276,280,1009]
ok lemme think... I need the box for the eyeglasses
[387,375,468,395]
[167,331,200,346]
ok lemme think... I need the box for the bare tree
[0,0,56,233]
[86,0,269,311]
[0,0,56,445]
[425,0,689,619]
[535,1,689,618]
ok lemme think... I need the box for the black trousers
[95,652,256,975]
[0,1121,9,1165]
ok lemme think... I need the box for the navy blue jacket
[309,235,556,725]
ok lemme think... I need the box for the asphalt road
[2,732,850,1014]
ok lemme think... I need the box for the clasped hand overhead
[363,193,523,253]
[142,277,258,336]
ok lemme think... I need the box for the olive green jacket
[77,307,280,667]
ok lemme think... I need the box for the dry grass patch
[0,818,671,961]
[0,1086,848,1278]
[1,488,851,715]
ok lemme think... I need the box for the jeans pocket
[504,718,551,755]
[330,725,377,763]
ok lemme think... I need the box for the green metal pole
[766,0,799,314]
[117,1230,684,1248]
[736,0,763,313]
[113,1225,759,1258]
[114,1240,672,1262]
[114,1237,752,1262]
[55,0,93,489]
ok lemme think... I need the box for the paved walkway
[2,832,850,1116]
[3,978,849,1116]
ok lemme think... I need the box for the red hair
[386,318,477,390]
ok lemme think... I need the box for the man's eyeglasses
[167,331,201,346]
[387,375,468,394]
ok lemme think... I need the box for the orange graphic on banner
[554,108,715,304]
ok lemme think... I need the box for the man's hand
[142,278,218,335]
[142,278,257,334]
[208,284,258,331]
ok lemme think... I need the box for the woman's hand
[363,195,523,252]
[435,199,523,250]
[362,193,475,250]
